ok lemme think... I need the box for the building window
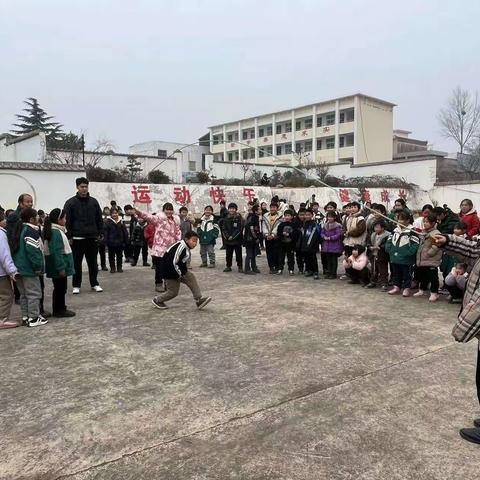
[305,140,312,152]
[305,117,313,129]
[339,113,345,124]
[295,120,302,131]
[317,116,323,127]
[346,133,354,147]
[234,151,240,161]
[266,146,273,155]
[285,143,292,154]
[242,131,248,140]
[259,148,265,158]
[189,161,196,172]
[266,125,273,136]
[285,122,292,133]
[250,130,255,139]
[295,142,302,153]
[242,149,248,160]
[316,139,322,150]
[258,127,264,137]
[326,113,335,125]
[157,149,167,158]
[250,148,256,159]
[346,110,354,122]
[326,137,335,149]
[228,152,233,162]
[276,145,282,156]
[276,124,282,134]
[339,136,345,148]
[227,133,233,142]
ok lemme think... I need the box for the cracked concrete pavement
[1,249,479,479]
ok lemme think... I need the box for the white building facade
[208,93,394,167]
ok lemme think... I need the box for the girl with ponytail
[43,209,76,318]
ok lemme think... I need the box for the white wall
[211,161,293,180]
[0,132,46,163]
[430,183,480,211]
[327,158,438,191]
[0,167,85,212]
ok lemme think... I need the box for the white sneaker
[91,285,103,292]
[413,290,426,297]
[27,316,48,328]
[402,288,412,297]
[429,293,439,302]
[72,287,80,295]
[388,286,400,295]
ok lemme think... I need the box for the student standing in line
[261,202,283,274]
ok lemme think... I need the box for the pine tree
[126,155,142,181]
[11,97,63,141]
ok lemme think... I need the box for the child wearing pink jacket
[342,244,370,286]
[135,202,181,292]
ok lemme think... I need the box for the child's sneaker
[200,263,208,268]
[402,288,412,297]
[143,262,150,267]
[253,268,261,274]
[366,282,376,289]
[37,315,48,325]
[22,316,28,326]
[223,267,232,272]
[238,267,244,273]
[208,263,215,268]
[289,270,295,276]
[413,290,426,297]
[339,275,348,280]
[276,269,283,275]
[196,296,212,310]
[27,316,48,328]
[72,287,80,295]
[381,285,389,292]
[91,285,103,292]
[313,273,320,280]
[429,293,439,302]
[388,286,401,295]
[152,298,168,309]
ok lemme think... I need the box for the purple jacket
[321,222,343,254]
[0,227,17,277]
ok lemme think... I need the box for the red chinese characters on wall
[398,189,408,200]
[131,185,152,204]
[339,188,350,203]
[209,186,225,204]
[173,186,192,205]
[381,189,390,203]
[243,187,256,202]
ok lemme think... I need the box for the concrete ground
[1,248,479,480]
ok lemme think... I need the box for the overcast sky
[1,0,479,153]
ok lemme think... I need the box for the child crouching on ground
[152,231,212,310]
[343,244,370,285]
[197,205,220,268]
[0,211,18,329]
[43,209,76,318]
[11,208,46,327]
[445,262,468,303]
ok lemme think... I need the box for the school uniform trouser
[154,271,202,303]
[52,277,68,314]
[72,239,99,288]
[279,246,295,271]
[303,251,318,274]
[108,246,124,270]
[324,252,340,276]
[345,266,370,284]
[265,239,280,271]
[226,244,242,268]
[391,263,412,289]
[296,251,305,272]
[153,256,164,285]
[98,244,107,268]
[0,276,13,321]
[133,244,149,264]
[244,245,258,271]
[321,252,328,273]
[16,275,41,319]
[124,242,133,261]
[416,266,439,293]
[39,274,45,314]
[200,244,216,265]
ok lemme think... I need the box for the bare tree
[86,137,116,168]
[240,161,252,184]
[314,161,330,181]
[438,86,480,153]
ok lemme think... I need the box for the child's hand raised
[432,234,447,247]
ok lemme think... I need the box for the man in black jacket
[152,231,211,310]
[63,177,104,294]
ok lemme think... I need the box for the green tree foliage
[126,155,142,181]
[147,170,171,184]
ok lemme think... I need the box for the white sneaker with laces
[91,285,103,293]
[72,287,80,295]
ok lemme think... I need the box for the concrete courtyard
[1,249,479,480]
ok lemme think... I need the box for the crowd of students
[1,176,479,328]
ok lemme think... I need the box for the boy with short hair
[277,209,298,275]
[221,203,244,272]
[152,231,211,310]
[197,205,220,268]
[294,208,307,274]
[298,208,321,280]
[445,262,468,303]
[261,203,283,274]
[179,206,193,239]
[131,216,150,267]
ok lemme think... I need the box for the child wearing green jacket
[43,209,76,318]
[197,205,220,268]
[10,207,46,327]
[385,211,420,297]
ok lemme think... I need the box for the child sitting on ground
[197,205,220,268]
[343,244,370,286]
[151,231,211,311]
[445,262,468,304]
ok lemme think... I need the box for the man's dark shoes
[53,309,76,318]
[460,427,480,444]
